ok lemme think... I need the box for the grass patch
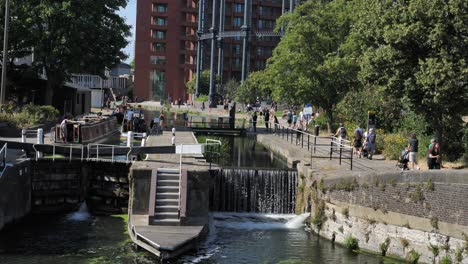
[344,235,359,250]
[406,249,421,264]
[379,237,391,256]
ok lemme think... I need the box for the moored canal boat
[54,114,120,144]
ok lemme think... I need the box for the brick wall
[322,171,468,226]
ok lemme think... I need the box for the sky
[118,0,136,64]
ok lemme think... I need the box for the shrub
[406,249,421,264]
[0,104,59,128]
[380,237,391,256]
[455,248,463,263]
[381,133,408,160]
[440,256,452,264]
[428,243,439,258]
[344,235,359,250]
[194,94,209,102]
[426,179,435,191]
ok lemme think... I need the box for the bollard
[141,133,147,147]
[21,129,27,143]
[127,131,133,147]
[171,135,176,145]
[36,128,44,159]
[172,127,176,135]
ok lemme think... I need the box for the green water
[0,214,156,264]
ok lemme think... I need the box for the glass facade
[151,70,166,101]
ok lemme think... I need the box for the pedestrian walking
[264,109,270,129]
[252,112,258,132]
[366,128,376,160]
[428,142,441,169]
[408,133,420,170]
[353,125,363,158]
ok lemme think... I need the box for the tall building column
[289,0,294,13]
[209,0,218,107]
[241,0,250,82]
[195,0,205,98]
[217,0,225,89]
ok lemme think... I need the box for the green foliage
[409,186,425,203]
[428,243,440,258]
[223,79,240,100]
[455,248,463,263]
[235,71,268,104]
[403,222,411,229]
[194,95,209,102]
[311,199,327,230]
[440,256,453,264]
[8,0,130,104]
[430,217,439,230]
[406,249,421,264]
[381,133,408,160]
[344,235,359,250]
[0,104,59,128]
[351,0,468,161]
[380,237,391,256]
[426,179,435,191]
[318,178,324,193]
[185,70,219,96]
[261,0,359,132]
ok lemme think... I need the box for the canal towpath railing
[268,123,354,170]
[0,143,7,174]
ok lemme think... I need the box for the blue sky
[118,0,136,64]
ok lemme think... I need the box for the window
[233,17,242,27]
[234,3,243,13]
[151,55,166,65]
[153,17,167,26]
[258,20,264,29]
[259,6,265,16]
[152,43,166,52]
[151,70,166,101]
[153,4,168,13]
[257,47,264,56]
[152,30,166,39]
[233,44,241,55]
[233,58,241,67]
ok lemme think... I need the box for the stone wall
[182,169,212,225]
[0,160,31,230]
[306,170,468,263]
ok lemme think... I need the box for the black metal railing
[268,123,354,170]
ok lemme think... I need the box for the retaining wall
[302,171,468,263]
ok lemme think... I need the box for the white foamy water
[181,213,310,263]
[212,212,308,230]
[67,202,91,221]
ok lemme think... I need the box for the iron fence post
[329,141,333,160]
[314,136,317,153]
[350,148,353,170]
[339,144,342,165]
[307,135,310,151]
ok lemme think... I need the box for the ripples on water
[179,213,386,264]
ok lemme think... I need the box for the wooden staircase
[152,168,181,225]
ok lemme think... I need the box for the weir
[210,168,297,214]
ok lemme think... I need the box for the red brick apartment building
[134,0,287,102]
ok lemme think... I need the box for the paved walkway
[257,130,398,179]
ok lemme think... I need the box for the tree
[235,71,267,104]
[185,70,218,96]
[1,0,131,105]
[223,79,240,100]
[262,0,359,132]
[351,0,468,157]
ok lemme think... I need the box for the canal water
[0,134,390,263]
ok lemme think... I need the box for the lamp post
[0,0,10,108]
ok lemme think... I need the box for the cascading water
[66,202,91,221]
[211,169,297,214]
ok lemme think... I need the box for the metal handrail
[87,143,132,162]
[271,123,354,170]
[0,143,7,173]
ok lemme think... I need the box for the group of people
[248,108,280,132]
[121,106,147,133]
[335,124,377,160]
[404,134,441,170]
